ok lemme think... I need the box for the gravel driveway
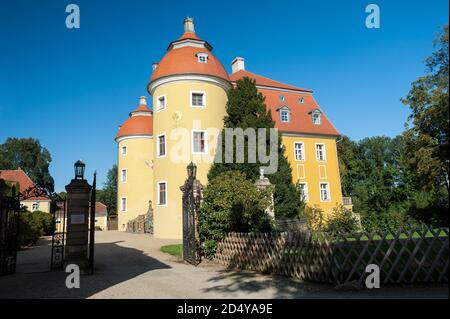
[0,231,447,299]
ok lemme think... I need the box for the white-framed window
[120,197,127,212]
[280,109,290,123]
[315,143,326,161]
[157,133,166,157]
[192,130,207,154]
[294,142,305,161]
[32,202,39,211]
[312,112,322,125]
[197,52,208,63]
[121,169,127,183]
[121,145,127,156]
[320,182,331,202]
[156,95,166,112]
[190,91,206,107]
[298,183,309,202]
[157,181,167,206]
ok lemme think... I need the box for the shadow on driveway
[0,240,171,299]
[202,269,450,299]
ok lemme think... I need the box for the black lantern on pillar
[187,161,197,179]
[74,160,86,180]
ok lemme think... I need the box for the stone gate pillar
[254,168,275,218]
[65,161,91,272]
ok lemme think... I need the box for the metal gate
[182,174,197,264]
[50,199,66,270]
[181,163,203,265]
[0,192,20,276]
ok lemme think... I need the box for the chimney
[152,62,159,70]
[231,57,245,73]
[139,96,147,106]
[184,17,195,33]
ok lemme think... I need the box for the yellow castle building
[115,18,348,239]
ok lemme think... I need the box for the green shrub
[198,171,274,259]
[304,205,326,232]
[361,207,422,233]
[17,210,55,248]
[326,205,359,234]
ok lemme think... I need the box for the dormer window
[197,53,208,63]
[278,106,291,123]
[299,97,305,104]
[279,95,286,103]
[310,109,322,125]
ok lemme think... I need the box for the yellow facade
[22,200,51,213]
[95,215,108,231]
[117,137,153,231]
[281,134,343,214]
[116,18,346,239]
[152,80,228,239]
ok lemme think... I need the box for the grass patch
[160,244,183,259]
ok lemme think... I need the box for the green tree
[401,25,449,194]
[97,164,117,215]
[199,171,273,258]
[0,137,54,192]
[336,136,361,197]
[208,77,303,218]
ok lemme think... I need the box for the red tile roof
[95,202,107,216]
[230,71,340,137]
[229,70,312,93]
[116,103,153,140]
[150,43,229,83]
[0,169,49,200]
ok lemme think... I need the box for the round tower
[147,17,231,239]
[115,96,154,231]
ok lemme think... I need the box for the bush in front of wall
[17,210,55,248]
[198,170,274,259]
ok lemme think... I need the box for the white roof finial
[184,17,195,33]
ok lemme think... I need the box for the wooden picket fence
[214,228,449,285]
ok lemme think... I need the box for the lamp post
[74,160,85,180]
[187,161,197,179]
[64,160,92,273]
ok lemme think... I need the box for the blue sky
[0,0,448,191]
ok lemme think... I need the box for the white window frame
[157,133,167,158]
[120,197,127,212]
[121,168,127,183]
[312,112,322,125]
[121,145,127,156]
[190,91,206,108]
[32,202,39,211]
[319,182,331,202]
[315,143,326,161]
[156,94,166,112]
[294,142,305,161]
[157,181,168,206]
[197,52,208,63]
[298,183,309,202]
[192,130,208,154]
[280,109,290,123]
